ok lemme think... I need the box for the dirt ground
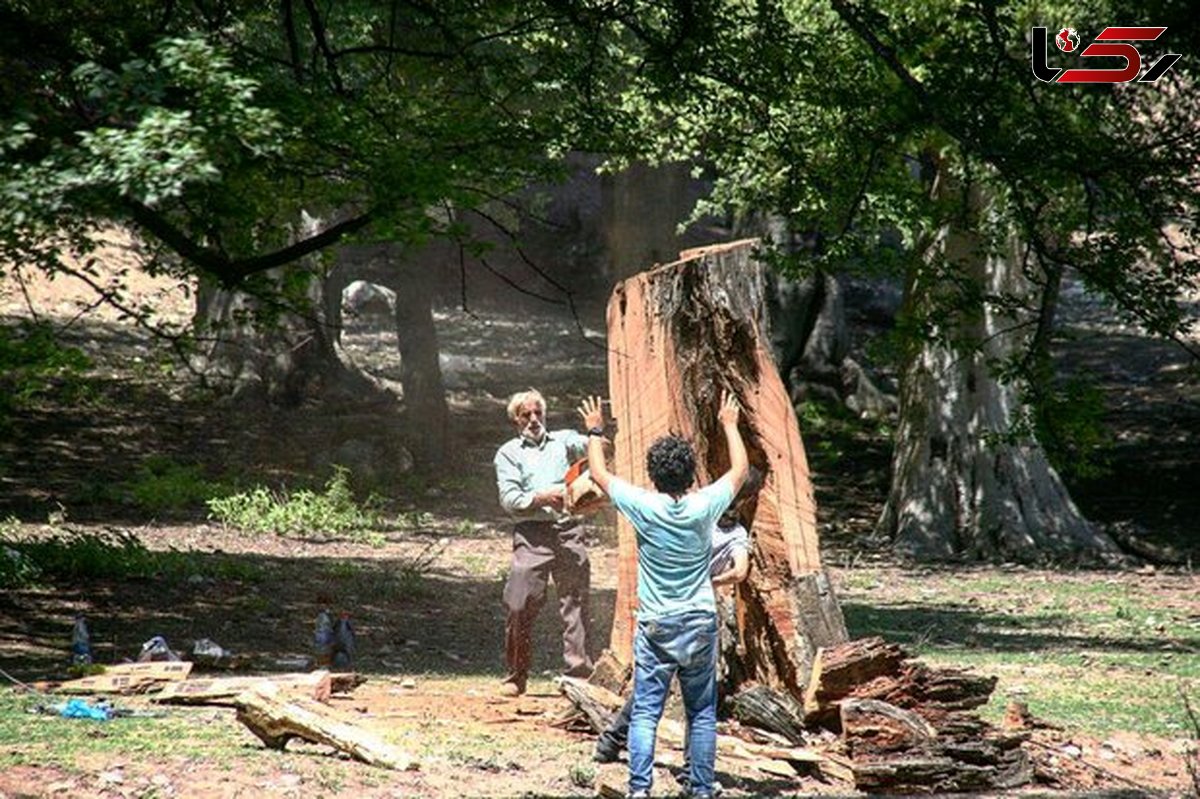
[1,248,1198,797]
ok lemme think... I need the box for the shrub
[123,456,228,514]
[206,466,384,538]
[0,321,91,427]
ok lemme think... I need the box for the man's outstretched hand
[578,396,605,431]
[717,389,740,427]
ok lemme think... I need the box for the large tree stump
[604,239,847,696]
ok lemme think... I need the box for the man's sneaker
[498,679,525,697]
[592,738,621,763]
[673,770,722,798]
[626,792,649,799]
[689,785,723,799]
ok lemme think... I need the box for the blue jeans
[629,610,718,797]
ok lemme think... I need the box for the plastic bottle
[70,615,92,667]
[314,609,334,667]
[331,612,356,670]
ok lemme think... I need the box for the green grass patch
[837,565,1200,738]
[206,466,385,540]
[0,690,247,770]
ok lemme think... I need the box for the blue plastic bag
[58,698,112,721]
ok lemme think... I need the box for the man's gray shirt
[494,429,588,521]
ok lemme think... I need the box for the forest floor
[0,247,1198,798]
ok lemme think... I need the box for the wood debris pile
[34,664,413,771]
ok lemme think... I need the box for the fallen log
[152,671,333,705]
[233,683,416,770]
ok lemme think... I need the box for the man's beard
[520,422,545,444]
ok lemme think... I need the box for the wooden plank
[41,661,193,694]
[153,671,332,705]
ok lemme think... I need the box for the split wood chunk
[233,684,415,770]
[803,636,906,720]
[725,683,808,745]
[588,649,631,696]
[605,239,847,692]
[840,697,937,754]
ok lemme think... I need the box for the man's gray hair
[506,389,546,421]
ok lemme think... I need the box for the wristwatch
[587,426,605,437]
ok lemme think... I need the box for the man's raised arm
[718,390,749,494]
[577,396,612,494]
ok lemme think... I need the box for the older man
[494,388,594,697]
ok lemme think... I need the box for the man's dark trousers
[503,519,592,687]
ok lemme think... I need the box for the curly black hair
[646,435,696,495]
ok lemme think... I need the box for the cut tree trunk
[878,166,1120,563]
[604,239,847,694]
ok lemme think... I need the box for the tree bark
[878,167,1120,563]
[392,249,448,467]
[190,213,380,407]
[604,239,847,693]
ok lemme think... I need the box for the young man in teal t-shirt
[579,392,748,799]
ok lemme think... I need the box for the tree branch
[123,200,373,286]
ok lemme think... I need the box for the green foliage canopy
[0,1,576,287]
[549,0,1199,347]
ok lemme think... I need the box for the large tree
[550,0,1199,561]
[0,1,580,464]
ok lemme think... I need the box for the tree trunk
[746,215,897,419]
[878,169,1120,562]
[392,249,448,467]
[190,213,378,406]
[604,239,847,694]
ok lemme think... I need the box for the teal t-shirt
[607,475,736,621]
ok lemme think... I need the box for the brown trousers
[503,520,592,685]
